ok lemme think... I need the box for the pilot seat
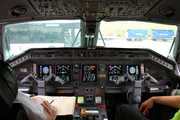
[0,60,28,120]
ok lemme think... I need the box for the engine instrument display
[56,64,70,82]
[108,65,122,82]
[38,65,53,80]
[126,65,140,80]
[82,65,96,82]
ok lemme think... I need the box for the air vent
[10,54,31,67]
[149,54,173,70]
[9,6,28,17]
[159,7,176,18]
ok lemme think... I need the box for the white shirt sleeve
[16,90,46,120]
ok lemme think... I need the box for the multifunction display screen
[39,65,53,80]
[56,64,70,82]
[82,65,96,82]
[108,65,122,82]
[126,65,140,80]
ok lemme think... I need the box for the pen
[50,100,54,104]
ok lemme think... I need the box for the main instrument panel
[9,48,176,83]
[7,47,180,120]
[8,47,179,92]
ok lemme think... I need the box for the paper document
[37,96,76,116]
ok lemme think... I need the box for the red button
[75,103,78,110]
[44,6,48,9]
[98,105,105,108]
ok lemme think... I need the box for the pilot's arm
[139,96,180,117]
[16,91,57,120]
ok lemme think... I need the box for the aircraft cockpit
[1,0,180,120]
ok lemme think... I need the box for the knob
[74,70,78,74]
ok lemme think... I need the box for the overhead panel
[105,0,160,18]
[28,0,160,21]
[81,0,106,21]
[56,1,81,17]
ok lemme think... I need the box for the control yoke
[20,73,65,85]
[45,73,65,85]
[21,73,38,84]
[114,73,158,110]
[38,73,65,95]
[114,73,135,85]
[21,73,66,95]
[114,73,159,85]
[142,73,159,84]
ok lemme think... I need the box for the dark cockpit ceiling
[0,0,180,24]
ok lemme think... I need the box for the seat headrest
[0,60,18,116]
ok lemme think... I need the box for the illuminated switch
[109,8,114,13]
[81,109,86,117]
[118,8,123,14]
[44,6,48,9]
[75,103,78,110]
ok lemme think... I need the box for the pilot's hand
[50,105,57,120]
[31,97,57,120]
[139,97,154,117]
